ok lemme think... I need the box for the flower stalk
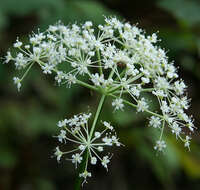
[4,16,195,187]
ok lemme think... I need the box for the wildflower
[57,120,67,128]
[5,51,13,63]
[112,98,124,111]
[57,130,67,143]
[149,116,161,129]
[41,64,54,74]
[103,121,113,130]
[72,153,83,168]
[91,157,97,165]
[55,71,65,84]
[154,140,166,152]
[184,136,191,150]
[102,136,113,146]
[171,122,181,138]
[79,170,92,184]
[5,17,194,166]
[14,39,22,48]
[91,73,105,86]
[137,98,148,112]
[97,146,103,152]
[54,146,63,162]
[94,132,101,138]
[174,80,186,95]
[53,113,120,183]
[13,77,21,91]
[130,86,140,97]
[141,77,150,84]
[101,156,110,169]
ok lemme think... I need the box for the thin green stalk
[108,93,163,119]
[113,88,155,94]
[74,95,106,190]
[96,48,103,75]
[114,68,126,81]
[89,94,106,138]
[20,62,34,81]
[108,73,143,94]
[74,150,88,190]
[159,120,165,140]
[76,79,98,92]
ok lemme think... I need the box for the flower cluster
[5,17,194,154]
[54,113,121,184]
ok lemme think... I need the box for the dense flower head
[54,113,121,184]
[5,16,194,153]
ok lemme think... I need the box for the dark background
[0,0,200,189]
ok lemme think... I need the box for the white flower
[160,101,170,114]
[137,98,148,112]
[103,121,113,130]
[53,113,120,183]
[79,170,92,184]
[102,136,113,146]
[55,71,65,84]
[54,146,63,162]
[5,51,13,63]
[79,145,86,151]
[14,39,22,48]
[149,116,161,128]
[152,90,167,98]
[91,73,105,86]
[184,136,191,150]
[13,77,21,91]
[97,146,103,152]
[49,25,58,32]
[130,86,140,97]
[41,64,54,74]
[174,80,186,95]
[155,77,170,91]
[65,74,76,87]
[58,130,67,143]
[95,132,101,138]
[141,77,150,84]
[14,53,27,69]
[171,122,181,138]
[5,17,195,171]
[72,153,83,168]
[154,140,166,152]
[91,157,97,165]
[112,98,124,111]
[112,136,121,146]
[101,156,110,169]
[57,120,67,128]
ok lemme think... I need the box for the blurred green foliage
[0,0,117,31]
[158,0,200,27]
[0,0,200,190]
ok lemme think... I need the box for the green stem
[159,120,165,140]
[76,79,98,92]
[74,150,88,190]
[108,73,143,94]
[114,67,126,81]
[108,93,163,119]
[76,80,163,119]
[114,88,155,94]
[74,95,106,190]
[89,94,106,138]
[20,62,34,81]
[96,48,103,75]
